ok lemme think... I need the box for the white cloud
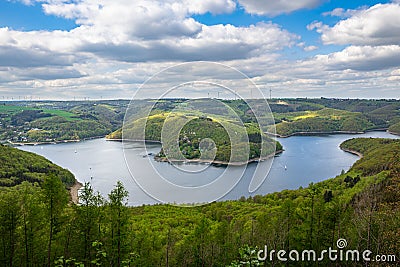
[42,1,203,41]
[304,45,318,52]
[0,44,76,68]
[2,0,400,99]
[250,55,400,98]
[322,7,364,18]
[391,69,400,76]
[0,17,296,66]
[307,21,328,33]
[2,0,297,65]
[0,0,299,98]
[11,0,35,5]
[73,22,295,63]
[313,45,400,71]
[182,0,236,14]
[296,42,318,52]
[237,0,323,16]
[311,3,400,46]
[6,66,85,81]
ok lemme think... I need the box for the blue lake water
[18,131,399,205]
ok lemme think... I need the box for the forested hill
[389,121,400,135]
[270,98,400,136]
[1,98,400,143]
[1,138,399,266]
[340,138,400,175]
[0,100,127,143]
[0,144,75,188]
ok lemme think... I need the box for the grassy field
[41,109,80,121]
[0,105,35,113]
[0,104,79,121]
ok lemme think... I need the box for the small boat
[284,165,287,170]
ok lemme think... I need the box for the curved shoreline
[340,147,363,158]
[106,138,161,143]
[154,149,284,166]
[8,135,106,146]
[267,130,367,138]
[266,128,395,138]
[388,130,400,136]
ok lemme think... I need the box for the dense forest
[1,137,399,266]
[0,144,75,187]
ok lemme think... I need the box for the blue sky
[0,1,76,31]
[0,0,399,99]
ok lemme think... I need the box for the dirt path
[69,180,83,204]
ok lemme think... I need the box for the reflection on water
[19,131,399,205]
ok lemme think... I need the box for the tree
[0,189,20,266]
[18,182,45,266]
[75,182,104,264]
[227,245,263,267]
[307,183,320,249]
[107,181,129,267]
[42,174,69,267]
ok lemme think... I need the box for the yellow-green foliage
[388,121,400,135]
[274,108,374,136]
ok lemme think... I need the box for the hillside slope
[0,144,75,188]
[388,121,400,135]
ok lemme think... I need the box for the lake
[19,131,399,205]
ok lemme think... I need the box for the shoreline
[106,138,161,143]
[69,180,83,204]
[154,149,284,166]
[266,130,366,138]
[388,130,400,136]
[340,147,363,158]
[8,135,106,146]
[266,128,391,138]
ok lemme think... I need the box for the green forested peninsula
[114,111,282,164]
[1,137,399,266]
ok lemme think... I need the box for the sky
[0,0,399,100]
